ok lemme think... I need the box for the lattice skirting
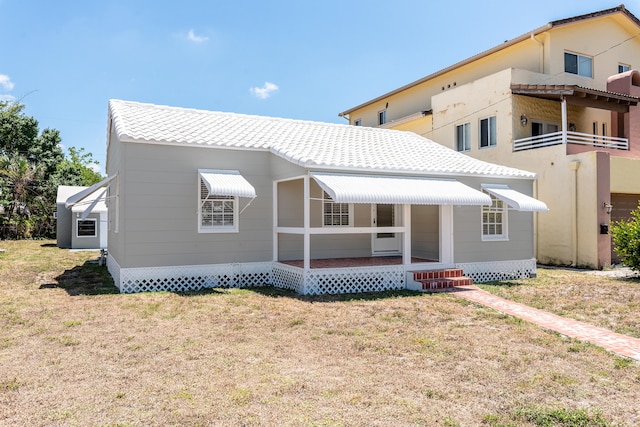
[108,256,272,293]
[456,258,537,283]
[301,266,405,295]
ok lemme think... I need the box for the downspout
[530,33,544,73]
[569,161,581,266]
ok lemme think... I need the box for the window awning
[310,173,492,206]
[199,170,256,198]
[482,184,548,212]
[65,175,117,209]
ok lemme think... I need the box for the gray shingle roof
[108,99,536,179]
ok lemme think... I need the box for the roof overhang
[311,173,491,206]
[510,84,639,113]
[199,170,256,198]
[482,184,548,212]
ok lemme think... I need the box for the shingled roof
[108,99,536,179]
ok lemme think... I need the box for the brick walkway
[451,285,640,361]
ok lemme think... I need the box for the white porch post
[440,205,454,264]
[303,175,311,270]
[402,204,411,265]
[272,181,278,262]
[561,96,568,144]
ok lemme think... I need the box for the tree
[610,204,640,270]
[0,155,43,238]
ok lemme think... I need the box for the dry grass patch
[479,267,640,338]
[0,241,639,426]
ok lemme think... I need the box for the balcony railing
[513,131,629,152]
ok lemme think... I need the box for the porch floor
[279,256,436,269]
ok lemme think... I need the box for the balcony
[513,131,629,152]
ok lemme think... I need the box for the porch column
[402,204,411,265]
[440,205,454,264]
[561,96,568,143]
[303,175,310,270]
[272,181,278,262]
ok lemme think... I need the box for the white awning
[311,173,491,205]
[481,184,548,212]
[199,170,256,198]
[65,175,117,209]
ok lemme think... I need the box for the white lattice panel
[303,266,405,295]
[271,263,305,293]
[116,262,272,293]
[456,258,536,283]
[107,254,121,291]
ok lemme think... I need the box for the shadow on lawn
[40,260,119,296]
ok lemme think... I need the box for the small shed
[56,186,107,249]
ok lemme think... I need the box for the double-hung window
[456,122,471,152]
[479,116,496,148]
[199,176,238,233]
[482,193,507,241]
[564,51,593,78]
[322,191,352,227]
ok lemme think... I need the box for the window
[77,219,97,237]
[322,191,352,227]
[199,177,238,232]
[456,122,471,152]
[482,194,507,240]
[532,121,559,137]
[354,119,362,126]
[378,110,387,125]
[619,63,631,73]
[564,52,593,78]
[479,116,497,148]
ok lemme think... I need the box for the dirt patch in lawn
[1,241,639,426]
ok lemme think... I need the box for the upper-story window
[479,116,496,148]
[532,121,558,137]
[378,110,387,125]
[564,52,593,78]
[456,122,471,152]
[619,63,631,73]
[354,119,362,126]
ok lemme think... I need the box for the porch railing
[513,131,629,151]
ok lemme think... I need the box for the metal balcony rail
[513,131,629,151]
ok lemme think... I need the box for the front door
[372,204,401,255]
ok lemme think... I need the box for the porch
[511,83,637,152]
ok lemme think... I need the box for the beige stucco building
[339,5,640,269]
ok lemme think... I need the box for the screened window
[456,122,471,152]
[199,178,238,232]
[378,110,387,125]
[482,193,507,240]
[564,52,593,78]
[323,191,352,227]
[77,219,97,237]
[480,116,496,148]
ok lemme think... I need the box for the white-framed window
[482,193,508,241]
[378,110,387,125]
[456,122,471,152]
[322,191,352,227]
[619,63,631,73]
[354,119,362,126]
[76,218,97,238]
[198,177,238,233]
[531,121,559,137]
[479,116,497,148]
[564,51,593,78]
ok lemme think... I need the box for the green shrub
[611,204,640,270]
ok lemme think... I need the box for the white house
[56,185,107,250]
[95,99,547,294]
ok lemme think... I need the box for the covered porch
[511,84,638,152]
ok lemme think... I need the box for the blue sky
[2,0,638,172]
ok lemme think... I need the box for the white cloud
[187,29,209,43]
[0,94,15,102]
[89,163,102,173]
[0,74,14,91]
[250,82,279,100]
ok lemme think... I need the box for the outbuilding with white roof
[101,99,547,294]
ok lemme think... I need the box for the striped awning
[199,170,256,198]
[311,173,491,206]
[482,184,548,212]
